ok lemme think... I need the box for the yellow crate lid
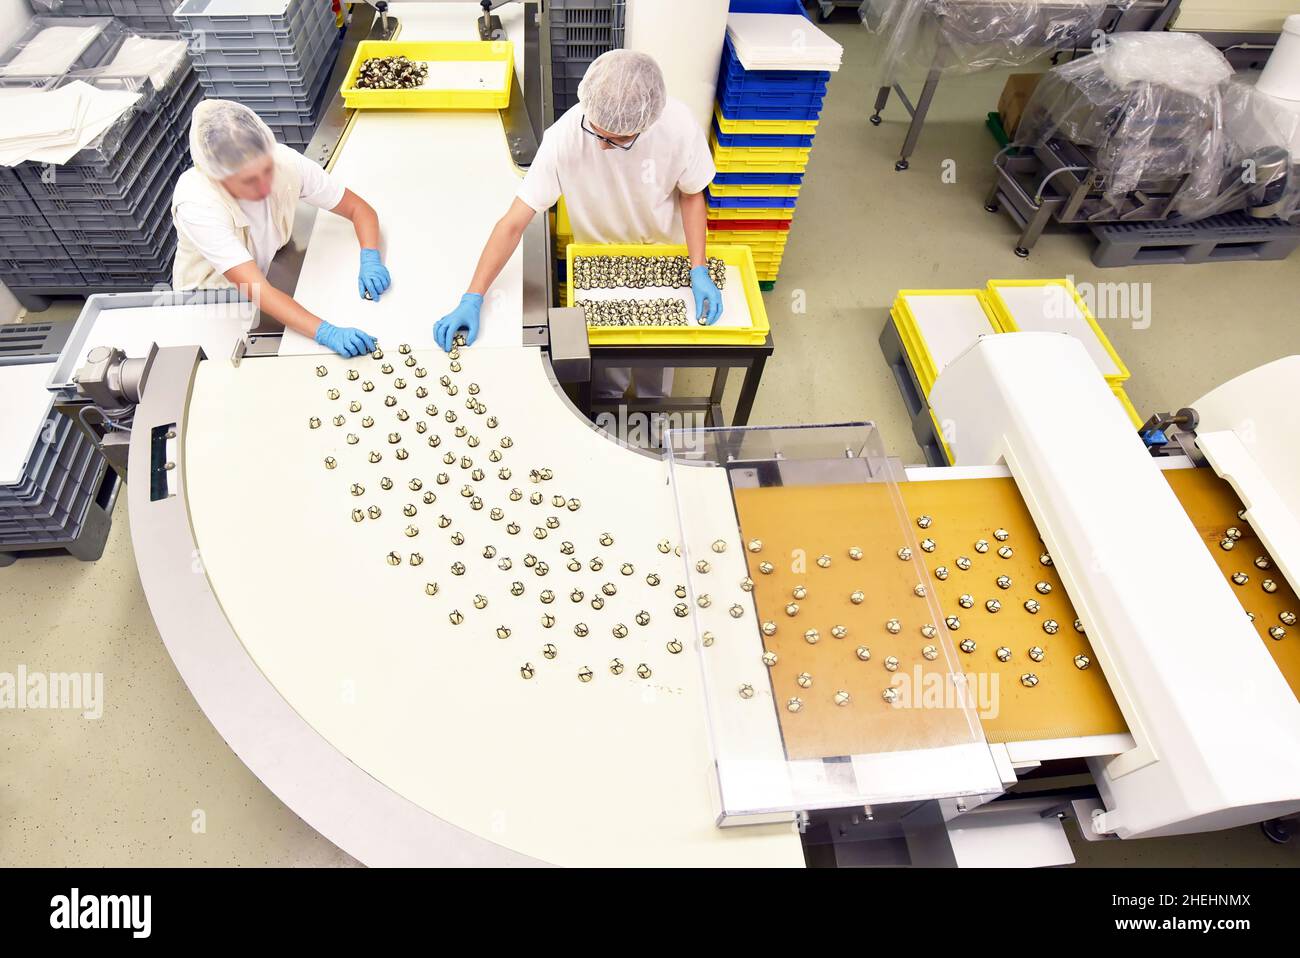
[984,278,1131,384]
[564,242,771,346]
[710,132,811,173]
[713,103,819,136]
[706,208,794,220]
[892,289,1001,397]
[341,40,513,110]
[708,182,802,198]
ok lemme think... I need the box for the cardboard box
[998,73,1044,139]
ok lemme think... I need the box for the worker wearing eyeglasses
[434,49,720,396]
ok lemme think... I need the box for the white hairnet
[577,50,666,136]
[188,99,277,180]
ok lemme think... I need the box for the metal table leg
[732,350,768,426]
[870,85,890,126]
[895,65,942,172]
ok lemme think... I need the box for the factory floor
[3,16,1299,867]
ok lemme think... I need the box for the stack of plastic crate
[175,0,341,150]
[0,358,118,566]
[0,18,202,299]
[707,3,834,289]
[553,197,574,305]
[550,0,626,115]
[28,0,186,32]
[27,61,202,290]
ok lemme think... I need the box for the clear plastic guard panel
[665,423,1003,824]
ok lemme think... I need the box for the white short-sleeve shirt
[517,97,715,245]
[173,150,346,276]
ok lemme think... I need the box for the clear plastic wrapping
[1012,32,1300,220]
[0,16,125,79]
[873,0,1108,88]
[1178,80,1300,222]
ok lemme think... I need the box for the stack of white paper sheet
[94,36,189,89]
[0,23,105,78]
[726,13,844,72]
[0,80,140,166]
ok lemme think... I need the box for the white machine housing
[928,333,1300,839]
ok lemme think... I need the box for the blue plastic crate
[712,171,804,185]
[719,67,826,107]
[717,88,824,121]
[710,118,814,148]
[728,0,808,15]
[704,188,798,209]
[719,36,830,94]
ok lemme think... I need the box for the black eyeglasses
[581,115,640,151]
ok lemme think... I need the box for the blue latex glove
[358,248,391,301]
[690,265,724,325]
[434,293,483,352]
[315,320,376,358]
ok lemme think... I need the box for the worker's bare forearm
[681,191,708,268]
[333,189,382,251]
[226,264,321,340]
[467,198,537,296]
[468,219,527,295]
[351,197,381,250]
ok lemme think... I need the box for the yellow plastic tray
[984,278,1130,384]
[709,133,811,172]
[708,182,802,198]
[713,103,819,136]
[706,207,794,221]
[704,229,790,246]
[341,40,513,110]
[565,242,771,345]
[891,289,1000,397]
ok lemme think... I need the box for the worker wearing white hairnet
[171,100,391,358]
[435,50,718,396]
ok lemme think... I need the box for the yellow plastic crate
[1112,384,1142,428]
[891,289,1001,397]
[556,196,572,237]
[713,103,819,136]
[705,229,790,247]
[984,278,1130,385]
[707,207,794,221]
[341,40,513,109]
[565,243,770,345]
[709,134,811,173]
[708,182,802,198]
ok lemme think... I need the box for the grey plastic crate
[234,28,339,126]
[0,415,78,505]
[0,448,108,538]
[0,17,126,78]
[177,0,332,45]
[189,6,332,81]
[110,0,184,14]
[32,146,186,229]
[0,434,100,530]
[0,466,119,565]
[0,322,72,362]
[550,0,626,113]
[0,264,88,287]
[195,20,336,106]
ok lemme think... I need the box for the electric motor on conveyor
[708,11,838,289]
